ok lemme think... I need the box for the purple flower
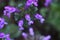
[4,6,16,13]
[3,10,11,18]
[18,20,24,30]
[25,14,34,25]
[25,14,31,21]
[45,0,52,7]
[25,0,38,7]
[0,32,10,40]
[4,6,16,18]
[0,18,7,29]
[35,14,42,19]
[29,28,34,36]
[28,21,34,25]
[0,32,5,38]
[5,34,10,40]
[22,32,28,38]
[40,18,45,23]
[42,35,51,40]
[35,13,45,23]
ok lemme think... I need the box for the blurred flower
[0,32,10,40]
[5,34,10,40]
[35,13,42,20]
[29,28,34,36]
[25,14,34,25]
[0,18,7,29]
[25,0,38,7]
[22,32,28,38]
[42,35,51,40]
[3,6,16,18]
[45,0,52,7]
[35,13,45,23]
[0,32,5,38]
[25,14,31,21]
[40,18,45,23]
[4,6,16,13]
[18,20,24,30]
[28,21,34,25]
[3,10,11,18]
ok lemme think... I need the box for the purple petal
[29,28,34,36]
[4,6,16,12]
[19,27,24,30]
[0,18,7,29]
[18,20,24,27]
[42,35,51,40]
[28,21,34,25]
[45,0,52,7]
[35,14,42,19]
[22,32,28,38]
[3,10,11,18]
[25,14,31,21]
[40,18,45,23]
[0,32,5,38]
[5,34,10,40]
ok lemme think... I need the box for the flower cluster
[0,0,52,40]
[0,32,10,40]
[0,18,7,29]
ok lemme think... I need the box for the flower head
[25,14,31,21]
[45,0,52,7]
[18,20,24,30]
[22,32,28,38]
[25,0,38,7]
[0,18,7,29]
[42,35,51,40]
[35,14,42,19]
[4,6,16,13]
[0,32,10,40]
[29,28,34,36]
[0,32,5,38]
[4,6,16,18]
[35,13,45,23]
[28,21,34,25]
[5,34,10,40]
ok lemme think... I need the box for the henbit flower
[35,14,42,20]
[5,34,10,40]
[3,10,11,18]
[35,13,45,23]
[0,32,5,38]
[22,32,28,39]
[28,21,34,25]
[19,27,24,30]
[45,0,52,7]
[25,14,31,21]
[26,0,38,7]
[0,18,7,29]
[0,32,10,40]
[40,18,45,23]
[29,28,34,36]
[4,6,16,13]
[42,35,51,40]
[4,6,16,18]
[18,20,24,30]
